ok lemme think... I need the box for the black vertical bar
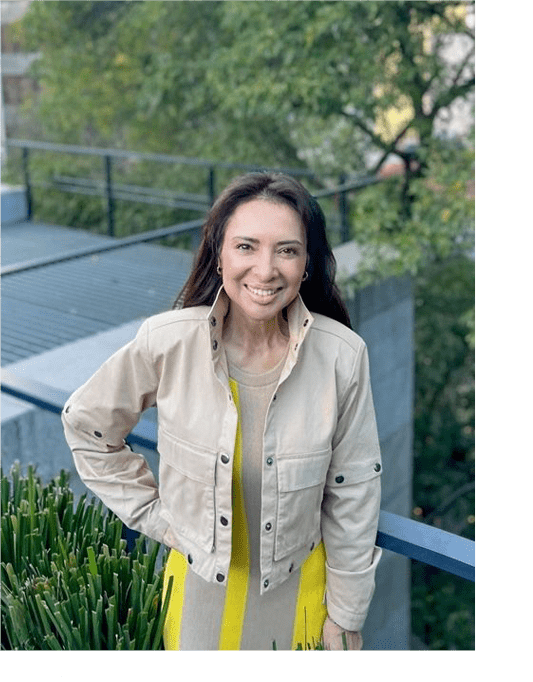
[104,155,114,237]
[339,173,349,243]
[22,147,32,220]
[207,166,216,206]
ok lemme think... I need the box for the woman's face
[218,198,307,324]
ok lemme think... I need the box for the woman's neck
[222,306,289,373]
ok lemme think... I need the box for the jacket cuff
[325,546,382,632]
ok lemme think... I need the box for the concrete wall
[347,275,414,650]
[334,248,415,653]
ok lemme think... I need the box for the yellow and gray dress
[162,354,327,650]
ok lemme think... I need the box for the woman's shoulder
[140,305,211,335]
[309,313,367,354]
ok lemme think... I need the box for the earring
[217,264,222,276]
[301,271,309,282]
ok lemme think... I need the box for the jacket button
[94,431,102,438]
[374,463,382,472]
[266,457,273,466]
[212,339,218,351]
[221,454,230,464]
[220,516,228,526]
[211,316,217,326]
[65,405,70,413]
[265,522,272,532]
[310,542,315,551]
[216,573,225,582]
[272,394,277,401]
[294,343,298,351]
[263,579,269,588]
[187,554,193,564]
[303,319,309,327]
[335,475,344,484]
[288,563,294,573]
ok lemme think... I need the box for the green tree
[19,0,474,278]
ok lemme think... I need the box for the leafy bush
[1,465,171,650]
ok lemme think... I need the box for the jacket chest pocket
[158,429,217,552]
[274,450,331,561]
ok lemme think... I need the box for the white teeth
[247,286,277,297]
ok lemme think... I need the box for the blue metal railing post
[104,155,115,237]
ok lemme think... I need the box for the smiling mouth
[245,285,282,298]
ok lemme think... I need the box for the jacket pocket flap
[158,428,216,485]
[277,452,331,492]
[326,459,382,487]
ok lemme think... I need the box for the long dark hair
[173,172,352,329]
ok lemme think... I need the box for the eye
[236,243,252,251]
[279,246,299,256]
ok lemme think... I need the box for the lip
[244,284,283,301]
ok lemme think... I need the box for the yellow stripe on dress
[291,541,328,650]
[162,548,188,650]
[218,379,250,650]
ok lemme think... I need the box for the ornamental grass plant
[1,464,172,650]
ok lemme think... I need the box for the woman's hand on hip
[322,616,363,650]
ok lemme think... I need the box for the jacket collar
[206,286,314,372]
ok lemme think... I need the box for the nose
[254,249,277,281]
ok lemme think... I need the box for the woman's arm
[321,343,383,634]
[61,319,169,543]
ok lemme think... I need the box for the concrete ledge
[1,184,27,224]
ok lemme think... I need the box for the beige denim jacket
[62,288,382,631]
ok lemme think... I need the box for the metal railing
[1,369,475,582]
[5,138,382,244]
[6,139,315,236]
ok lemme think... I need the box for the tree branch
[368,120,415,174]
[430,76,475,118]
[340,109,388,152]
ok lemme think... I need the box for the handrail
[1,369,475,582]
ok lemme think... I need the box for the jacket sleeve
[321,342,382,632]
[61,319,169,544]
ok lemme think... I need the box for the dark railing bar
[104,155,115,237]
[313,175,382,199]
[0,217,204,277]
[6,138,317,177]
[21,146,33,220]
[1,369,476,582]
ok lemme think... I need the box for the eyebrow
[232,236,304,246]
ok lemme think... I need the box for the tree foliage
[18,0,474,280]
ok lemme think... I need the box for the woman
[62,172,382,650]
